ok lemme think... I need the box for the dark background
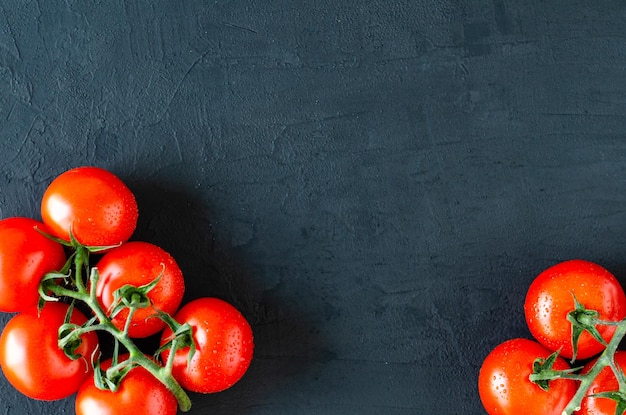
[1,1,626,414]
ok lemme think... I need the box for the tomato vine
[479,260,626,415]
[0,167,253,413]
[37,230,194,412]
[529,310,626,415]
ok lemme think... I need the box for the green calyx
[109,273,162,319]
[93,354,137,393]
[154,309,197,369]
[566,293,607,363]
[529,350,583,391]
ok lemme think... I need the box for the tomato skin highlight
[160,297,254,393]
[0,217,66,312]
[95,241,185,338]
[478,338,577,415]
[41,166,138,247]
[0,302,98,400]
[524,259,626,360]
[75,356,177,415]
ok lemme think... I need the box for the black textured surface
[1,1,626,414]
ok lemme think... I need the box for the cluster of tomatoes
[0,166,254,414]
[478,259,626,415]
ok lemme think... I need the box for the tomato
[75,355,177,415]
[478,338,577,415]
[524,259,626,360]
[577,351,626,414]
[40,166,138,247]
[0,302,98,400]
[159,297,254,393]
[95,241,185,338]
[0,217,66,312]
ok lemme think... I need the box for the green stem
[164,337,179,375]
[562,320,626,415]
[123,307,137,335]
[47,284,85,303]
[73,246,87,293]
[530,371,585,383]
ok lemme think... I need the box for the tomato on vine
[0,302,99,400]
[0,166,258,413]
[0,217,66,312]
[160,297,254,393]
[478,338,578,415]
[95,241,185,338]
[524,259,626,360]
[75,355,178,415]
[40,166,138,247]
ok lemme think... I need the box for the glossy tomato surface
[75,356,177,415]
[0,217,66,312]
[160,297,254,393]
[478,338,577,415]
[578,351,626,415]
[0,302,99,400]
[40,166,138,247]
[95,241,185,338]
[524,259,626,360]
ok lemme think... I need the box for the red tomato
[75,355,177,415]
[524,259,626,360]
[0,217,66,312]
[478,338,577,415]
[0,302,98,400]
[577,351,626,414]
[160,297,254,393]
[95,241,185,338]
[40,166,138,247]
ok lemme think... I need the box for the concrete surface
[1,1,626,414]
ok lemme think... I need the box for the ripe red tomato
[0,217,66,312]
[577,350,626,414]
[95,241,185,338]
[0,302,99,400]
[40,166,138,247]
[75,355,177,415]
[159,297,254,393]
[478,338,577,415]
[524,259,626,360]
